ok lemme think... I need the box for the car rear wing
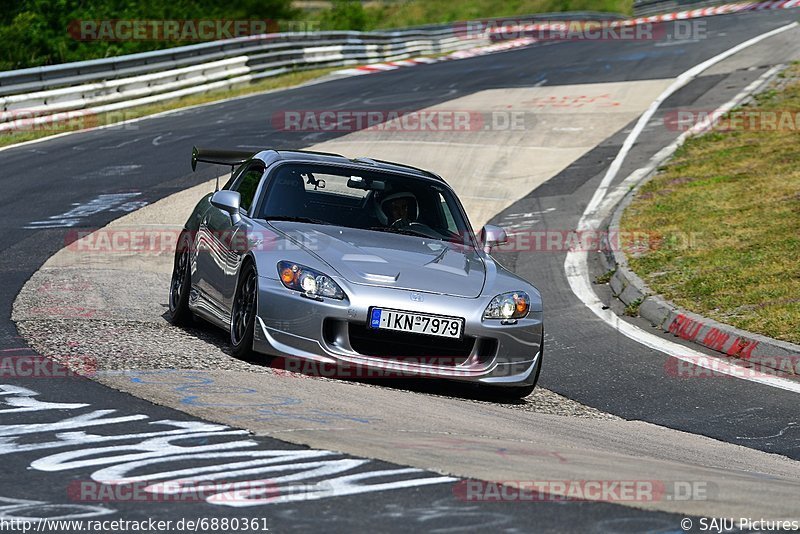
[191,146,256,171]
[192,146,257,191]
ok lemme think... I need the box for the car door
[195,162,265,321]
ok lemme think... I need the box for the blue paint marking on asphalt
[371,308,382,328]
[126,369,375,424]
[611,48,686,62]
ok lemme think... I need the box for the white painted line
[564,22,800,394]
[0,384,457,507]
[593,64,782,233]
[584,22,798,218]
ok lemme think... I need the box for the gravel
[16,315,617,420]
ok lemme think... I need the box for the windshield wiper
[265,216,331,225]
[368,226,432,239]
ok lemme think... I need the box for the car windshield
[257,163,473,245]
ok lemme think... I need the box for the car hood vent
[270,222,485,298]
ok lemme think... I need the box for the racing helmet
[375,191,419,226]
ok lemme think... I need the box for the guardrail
[0,29,488,131]
[0,11,627,133]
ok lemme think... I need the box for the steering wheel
[391,219,442,239]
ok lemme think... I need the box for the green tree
[0,0,298,70]
[320,0,368,31]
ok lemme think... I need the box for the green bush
[319,0,368,31]
[0,0,298,70]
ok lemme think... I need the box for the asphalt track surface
[1,9,799,532]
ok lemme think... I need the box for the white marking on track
[92,165,141,177]
[655,39,701,47]
[564,22,800,394]
[24,192,143,229]
[505,208,556,219]
[98,137,143,149]
[0,385,457,507]
[0,496,113,521]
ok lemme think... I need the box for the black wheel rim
[170,248,188,311]
[232,270,256,345]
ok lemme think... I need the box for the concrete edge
[603,66,800,373]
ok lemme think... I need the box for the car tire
[231,262,258,360]
[169,232,193,326]
[491,383,536,401]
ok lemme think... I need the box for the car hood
[269,222,486,298]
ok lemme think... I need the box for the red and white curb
[336,0,800,77]
[635,0,800,23]
[333,38,536,76]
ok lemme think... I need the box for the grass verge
[594,268,616,285]
[0,67,338,149]
[620,63,800,345]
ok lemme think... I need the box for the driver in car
[374,190,441,240]
[381,192,418,227]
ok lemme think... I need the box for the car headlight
[277,261,345,300]
[484,291,530,320]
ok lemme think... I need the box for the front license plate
[369,308,464,339]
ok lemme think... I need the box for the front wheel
[485,382,536,401]
[169,233,193,326]
[231,263,258,359]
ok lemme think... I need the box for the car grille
[347,323,478,365]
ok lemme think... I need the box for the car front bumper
[252,277,543,388]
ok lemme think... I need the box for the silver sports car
[170,147,543,399]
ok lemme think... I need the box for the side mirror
[480,224,508,253]
[211,190,242,225]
